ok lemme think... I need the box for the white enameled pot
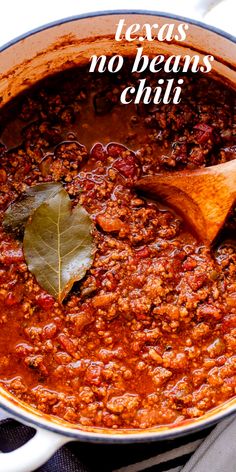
[0,2,235,471]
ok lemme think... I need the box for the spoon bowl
[136,159,236,244]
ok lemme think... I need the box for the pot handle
[187,0,225,17]
[0,426,69,472]
[164,0,227,20]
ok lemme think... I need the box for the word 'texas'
[115,19,189,42]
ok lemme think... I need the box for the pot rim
[1,393,236,442]
[0,8,235,55]
[0,9,235,442]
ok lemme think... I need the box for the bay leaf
[3,182,62,236]
[23,188,94,303]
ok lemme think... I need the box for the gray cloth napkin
[181,415,236,472]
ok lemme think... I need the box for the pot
[0,2,235,471]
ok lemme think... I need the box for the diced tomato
[113,154,139,179]
[36,293,55,310]
[194,123,213,144]
[90,143,106,161]
[106,143,127,158]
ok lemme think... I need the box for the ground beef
[0,63,235,430]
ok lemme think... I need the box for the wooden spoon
[135,159,236,245]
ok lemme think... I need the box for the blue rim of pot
[0,9,235,53]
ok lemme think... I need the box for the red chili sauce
[0,65,235,429]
